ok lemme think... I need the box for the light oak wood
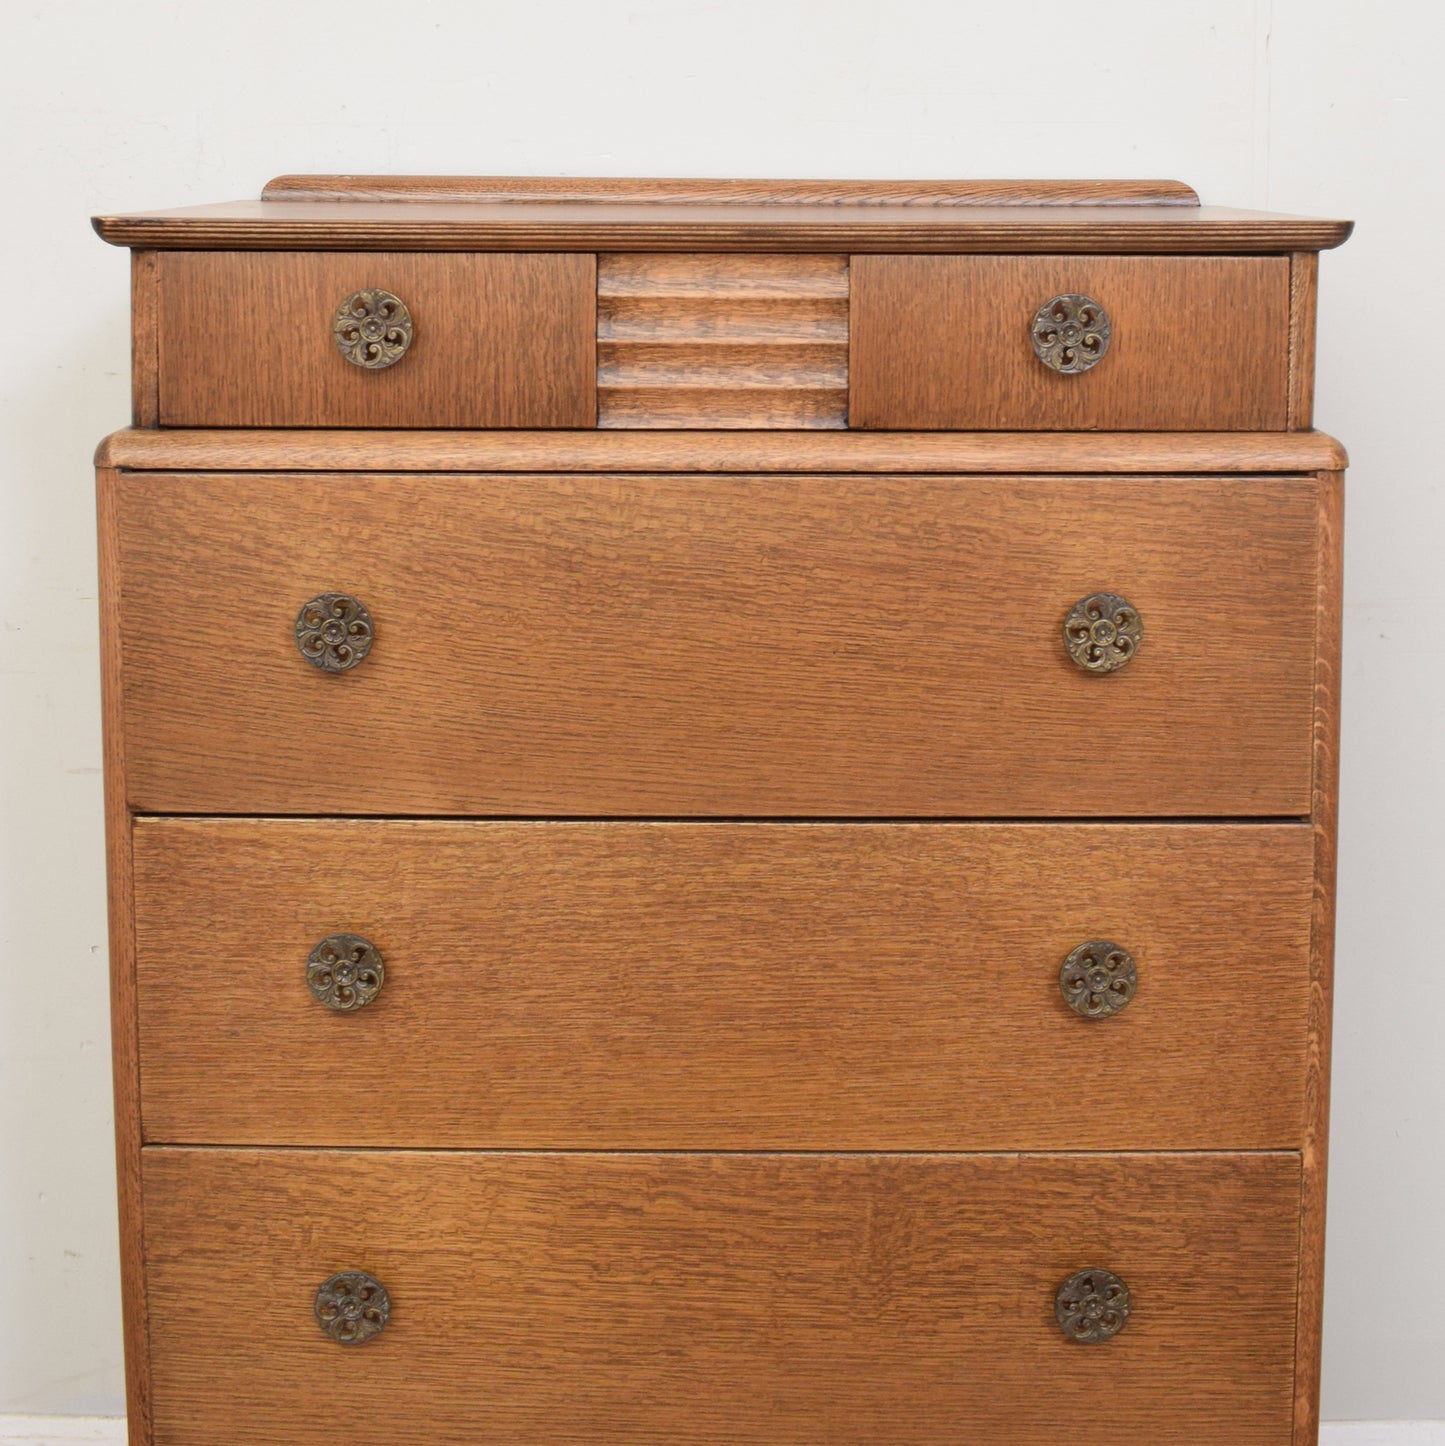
[133,820,1314,1150]
[93,176,1350,1446]
[143,1148,1303,1445]
[156,251,595,427]
[93,199,1354,254]
[597,254,848,429]
[94,425,1350,474]
[1296,469,1344,1445]
[851,254,1291,431]
[130,252,158,428]
[110,469,1321,817]
[1289,252,1321,431]
[262,175,1205,205]
[95,469,152,1443]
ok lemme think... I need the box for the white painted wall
[1,0,1440,1424]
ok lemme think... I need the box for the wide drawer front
[133,820,1314,1151]
[111,471,1319,816]
[144,1149,1301,1445]
[156,251,597,427]
[850,255,1292,430]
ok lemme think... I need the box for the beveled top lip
[95,426,1350,475]
[92,176,1353,253]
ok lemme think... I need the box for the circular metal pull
[307,934,385,1011]
[1055,1268,1131,1344]
[1031,294,1111,373]
[1060,941,1137,1019]
[314,1271,390,1344]
[333,289,413,369]
[295,593,374,673]
[1063,593,1142,673]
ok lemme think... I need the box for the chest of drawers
[93,175,1351,1444]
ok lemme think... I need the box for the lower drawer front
[112,469,1319,816]
[132,820,1315,1151]
[144,1149,1301,1445]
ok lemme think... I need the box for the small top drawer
[849,255,1292,431]
[155,251,596,427]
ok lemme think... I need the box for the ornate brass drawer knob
[333,289,413,369]
[295,593,374,672]
[1060,941,1137,1019]
[1055,1268,1130,1344]
[307,934,385,1011]
[1031,294,1111,373]
[314,1271,390,1345]
[1063,592,1142,673]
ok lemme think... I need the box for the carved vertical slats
[597,254,849,428]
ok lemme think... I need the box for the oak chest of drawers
[93,175,1351,1444]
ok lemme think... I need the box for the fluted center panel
[597,253,849,429]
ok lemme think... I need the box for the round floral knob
[1055,1268,1131,1344]
[1063,593,1142,673]
[333,289,413,369]
[1031,294,1111,373]
[295,593,374,673]
[1060,941,1137,1019]
[314,1271,390,1345]
[307,934,385,1011]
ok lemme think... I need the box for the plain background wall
[1,0,1440,1423]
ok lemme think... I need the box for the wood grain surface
[95,469,152,1443]
[261,175,1205,205]
[110,470,1320,817]
[1296,469,1345,1444]
[156,251,595,427]
[1289,252,1321,431]
[130,252,158,428]
[94,425,1350,474]
[97,173,1347,1446]
[132,819,1314,1150]
[597,254,848,428]
[92,199,1354,254]
[851,254,1291,431]
[143,1148,1302,1446]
